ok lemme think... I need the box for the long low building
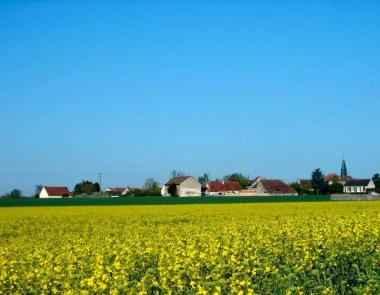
[343,179,375,194]
[39,186,70,198]
[204,181,242,196]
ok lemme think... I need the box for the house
[161,176,201,197]
[39,186,70,198]
[247,176,265,191]
[324,173,340,184]
[104,187,130,197]
[297,179,313,193]
[343,179,375,194]
[256,179,298,196]
[204,181,242,196]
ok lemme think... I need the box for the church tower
[341,159,348,178]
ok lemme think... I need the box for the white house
[39,186,71,198]
[161,176,201,197]
[343,179,375,194]
[247,176,265,191]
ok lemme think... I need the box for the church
[340,160,376,194]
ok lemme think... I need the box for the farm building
[343,179,375,194]
[161,176,201,197]
[256,179,298,196]
[247,176,264,190]
[39,186,70,198]
[104,187,130,197]
[204,181,242,196]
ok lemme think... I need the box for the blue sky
[0,1,379,195]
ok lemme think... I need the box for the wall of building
[332,194,380,201]
[178,178,201,197]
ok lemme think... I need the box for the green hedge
[0,195,331,207]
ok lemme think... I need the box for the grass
[0,195,330,207]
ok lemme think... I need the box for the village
[30,160,379,199]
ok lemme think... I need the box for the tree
[373,173,380,189]
[143,178,160,191]
[311,168,327,195]
[329,182,343,194]
[171,170,186,178]
[8,189,22,198]
[34,184,43,198]
[73,180,100,195]
[224,173,250,189]
[290,182,303,195]
[198,173,210,184]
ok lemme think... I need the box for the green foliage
[124,188,161,197]
[312,169,327,195]
[290,182,303,195]
[7,189,22,198]
[74,180,100,195]
[34,185,43,198]
[224,173,250,189]
[329,182,343,194]
[198,173,210,184]
[372,173,380,189]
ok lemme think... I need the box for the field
[0,195,330,207]
[0,202,379,294]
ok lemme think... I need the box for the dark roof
[44,186,70,196]
[165,176,192,185]
[208,181,242,192]
[261,180,297,194]
[344,179,371,186]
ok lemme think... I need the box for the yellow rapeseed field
[0,201,379,294]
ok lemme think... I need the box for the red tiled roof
[325,173,340,182]
[44,186,70,196]
[165,176,192,185]
[261,180,297,194]
[208,181,242,192]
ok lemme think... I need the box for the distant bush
[328,182,343,194]
[123,188,161,197]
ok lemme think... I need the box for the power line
[99,172,103,198]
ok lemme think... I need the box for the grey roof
[341,159,348,178]
[344,179,371,186]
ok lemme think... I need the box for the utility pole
[99,172,103,198]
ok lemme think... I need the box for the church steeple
[341,159,348,178]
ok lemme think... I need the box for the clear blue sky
[0,1,379,195]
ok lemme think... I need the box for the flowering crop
[0,201,379,294]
